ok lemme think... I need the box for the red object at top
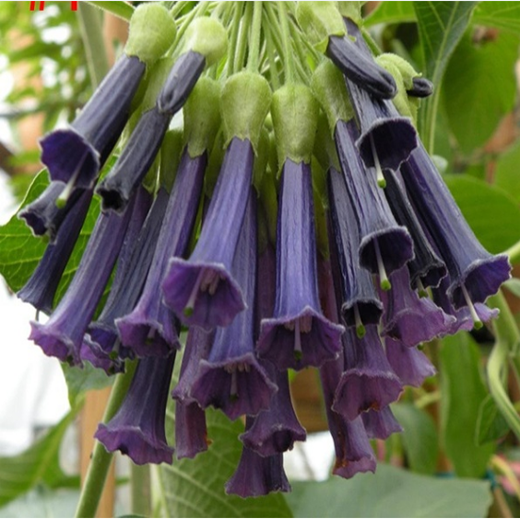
[30,1,78,10]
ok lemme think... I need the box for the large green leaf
[286,464,492,518]
[494,141,520,204]
[392,403,438,475]
[444,174,520,254]
[158,408,293,518]
[473,2,520,34]
[440,333,495,478]
[62,363,113,408]
[443,31,519,153]
[0,410,78,508]
[364,2,416,27]
[414,1,478,153]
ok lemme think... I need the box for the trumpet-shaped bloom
[362,406,403,440]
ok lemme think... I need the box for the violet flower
[174,400,208,460]
[362,406,403,440]
[328,166,382,335]
[386,338,436,388]
[379,266,455,348]
[29,190,138,364]
[117,149,207,357]
[257,160,343,371]
[335,119,413,288]
[190,193,277,420]
[163,138,254,329]
[17,189,93,314]
[95,354,175,465]
[400,144,511,312]
[333,326,403,421]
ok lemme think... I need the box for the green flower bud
[271,84,319,168]
[296,1,346,53]
[221,71,272,152]
[312,60,354,136]
[160,129,184,193]
[183,17,228,66]
[125,4,176,67]
[376,53,420,90]
[183,77,221,158]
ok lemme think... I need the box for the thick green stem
[277,1,294,84]
[247,1,263,73]
[506,239,520,266]
[233,2,252,73]
[78,2,109,89]
[74,362,137,518]
[131,464,151,517]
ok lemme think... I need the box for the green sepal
[125,4,176,67]
[271,84,319,168]
[337,1,364,25]
[312,60,354,136]
[253,128,270,193]
[376,53,419,90]
[296,2,346,53]
[221,71,272,152]
[160,129,184,193]
[183,77,221,158]
[314,111,341,173]
[312,158,330,259]
[183,17,228,66]
[204,130,226,199]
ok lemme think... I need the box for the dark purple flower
[17,188,93,314]
[257,160,343,371]
[407,77,434,98]
[225,437,291,498]
[335,120,413,289]
[95,354,175,465]
[29,190,137,364]
[328,166,382,335]
[386,338,436,388]
[163,138,254,329]
[117,149,206,357]
[174,400,209,460]
[400,143,511,310]
[383,168,446,290]
[333,326,403,421]
[190,193,277,420]
[379,266,455,347]
[41,55,145,192]
[362,406,403,440]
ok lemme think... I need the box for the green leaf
[444,174,520,254]
[0,410,78,508]
[414,1,478,153]
[286,464,492,518]
[476,394,510,446]
[502,278,520,299]
[473,1,520,34]
[392,403,438,475]
[158,408,293,518]
[86,1,134,22]
[364,2,416,27]
[62,363,113,408]
[494,141,520,204]
[440,333,495,478]
[0,488,80,518]
[443,31,519,153]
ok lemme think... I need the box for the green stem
[247,1,263,73]
[234,2,251,73]
[86,1,134,22]
[74,361,137,518]
[78,2,109,89]
[226,3,243,76]
[131,464,151,517]
[265,22,281,90]
[506,239,520,266]
[277,1,294,83]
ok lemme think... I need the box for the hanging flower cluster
[18,1,510,497]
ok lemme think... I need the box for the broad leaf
[286,464,492,518]
[476,394,510,446]
[392,403,438,475]
[414,1,477,152]
[473,2,520,34]
[444,174,520,254]
[440,333,495,478]
[62,363,113,408]
[158,408,293,518]
[364,2,416,27]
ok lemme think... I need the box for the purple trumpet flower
[333,326,403,421]
[190,193,277,420]
[117,149,206,357]
[335,120,413,288]
[328,166,382,335]
[97,52,206,213]
[41,55,145,192]
[29,190,138,365]
[83,188,168,372]
[226,436,291,498]
[386,338,436,388]
[407,77,434,98]
[163,138,254,329]
[257,160,344,371]
[362,406,403,440]
[174,401,208,460]
[240,363,306,457]
[342,18,417,173]
[383,169,446,290]
[379,266,454,348]
[17,189,93,314]
[400,143,511,311]
[95,354,175,465]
